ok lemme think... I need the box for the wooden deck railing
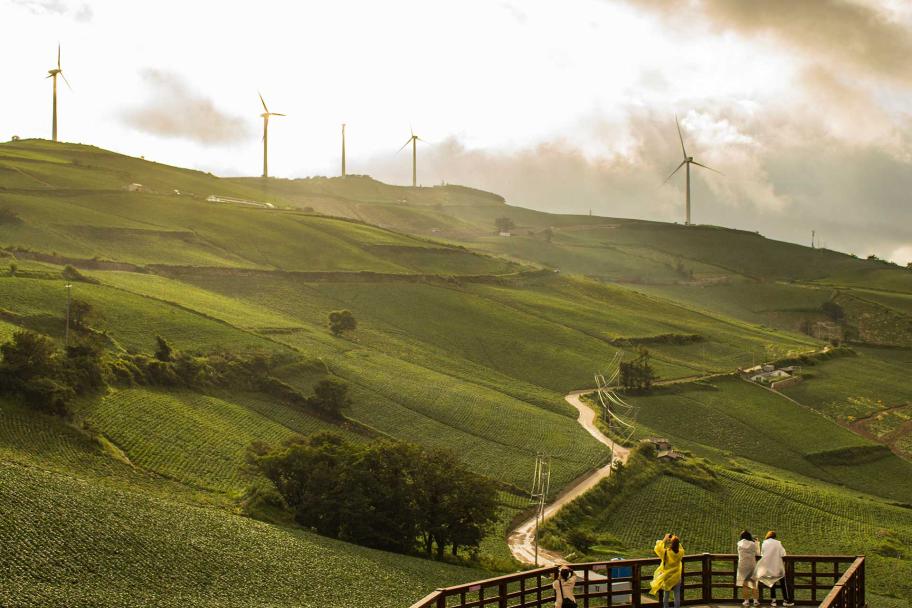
[408,554,865,608]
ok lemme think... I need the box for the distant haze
[2,0,911,263]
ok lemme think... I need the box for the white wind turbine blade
[663,160,687,184]
[60,71,73,91]
[270,112,286,117]
[675,113,688,159]
[691,160,722,175]
[57,44,61,70]
[258,92,269,113]
[397,138,412,153]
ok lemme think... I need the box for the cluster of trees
[0,331,106,415]
[328,310,357,336]
[254,433,499,558]
[114,336,351,418]
[619,349,656,391]
[0,329,352,419]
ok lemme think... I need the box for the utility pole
[64,283,72,347]
[811,230,815,249]
[530,453,551,567]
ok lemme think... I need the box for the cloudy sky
[2,0,912,263]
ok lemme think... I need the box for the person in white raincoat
[755,531,794,607]
[736,530,760,606]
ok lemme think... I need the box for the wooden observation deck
[408,554,865,608]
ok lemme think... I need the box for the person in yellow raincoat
[651,534,685,608]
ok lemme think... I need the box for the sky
[2,0,912,263]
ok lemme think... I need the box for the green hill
[2,138,910,605]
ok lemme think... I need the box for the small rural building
[749,369,790,384]
[770,376,802,391]
[126,183,144,192]
[657,450,684,462]
[644,437,672,451]
[498,231,512,237]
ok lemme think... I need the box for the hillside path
[507,390,630,566]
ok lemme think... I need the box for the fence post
[632,563,642,608]
[436,592,446,608]
[857,556,865,608]
[583,566,590,608]
[499,582,507,608]
[701,553,711,603]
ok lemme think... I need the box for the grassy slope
[624,376,912,503]
[593,463,912,605]
[2,140,911,603]
[781,347,912,459]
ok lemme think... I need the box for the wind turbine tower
[341,123,347,177]
[663,115,721,225]
[47,45,72,142]
[258,93,285,178]
[398,128,423,187]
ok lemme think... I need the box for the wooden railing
[408,554,865,608]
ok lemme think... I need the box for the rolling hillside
[1,138,910,606]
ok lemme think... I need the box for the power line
[529,453,551,567]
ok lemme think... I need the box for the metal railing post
[632,563,641,608]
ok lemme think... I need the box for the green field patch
[80,389,353,494]
[0,460,485,607]
[623,376,912,502]
[0,275,279,353]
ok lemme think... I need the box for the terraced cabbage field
[581,463,912,607]
[0,460,485,608]
[79,389,357,494]
[624,376,912,502]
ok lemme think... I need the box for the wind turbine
[341,123,347,177]
[663,114,721,226]
[47,44,72,143]
[258,93,285,178]
[397,127,423,187]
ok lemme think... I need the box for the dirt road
[507,390,630,566]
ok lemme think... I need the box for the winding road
[507,389,630,566]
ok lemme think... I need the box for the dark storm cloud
[626,0,912,85]
[121,70,251,145]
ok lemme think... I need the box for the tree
[821,301,845,323]
[154,335,174,362]
[494,217,515,234]
[0,331,73,415]
[340,442,423,553]
[328,310,357,336]
[309,378,350,417]
[619,349,656,391]
[69,299,96,330]
[256,435,498,559]
[566,527,598,553]
[907,262,912,270]
[542,227,554,243]
[256,433,353,537]
[0,331,57,382]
